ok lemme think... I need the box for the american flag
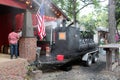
[36,3,46,40]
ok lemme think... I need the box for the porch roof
[0,0,26,9]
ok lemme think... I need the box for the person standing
[8,30,20,59]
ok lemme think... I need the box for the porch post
[19,10,37,62]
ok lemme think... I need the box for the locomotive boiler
[36,24,99,71]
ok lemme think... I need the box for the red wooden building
[0,0,69,62]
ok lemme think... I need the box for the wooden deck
[0,53,11,63]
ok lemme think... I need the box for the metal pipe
[50,28,53,45]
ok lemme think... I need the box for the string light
[30,5,32,8]
[18,0,61,18]
[18,0,32,9]
[26,0,30,5]
[57,13,59,16]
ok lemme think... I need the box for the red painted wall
[0,13,37,49]
[0,14,12,48]
[15,13,24,30]
[0,12,55,50]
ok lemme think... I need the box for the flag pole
[50,27,53,46]
[33,0,41,13]
[33,0,41,7]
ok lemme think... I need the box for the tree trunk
[108,0,116,43]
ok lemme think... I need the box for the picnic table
[99,43,120,71]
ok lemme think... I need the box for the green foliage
[26,65,38,74]
[52,0,101,20]
[52,0,108,33]
[115,0,120,27]
[79,1,108,32]
[24,65,38,80]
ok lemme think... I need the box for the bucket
[56,55,64,61]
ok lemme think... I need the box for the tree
[79,5,108,30]
[108,0,116,43]
[52,0,103,22]
[80,14,97,33]
[115,0,120,35]
[115,0,120,27]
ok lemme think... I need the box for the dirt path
[38,54,120,80]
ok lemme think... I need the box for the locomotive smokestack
[62,19,66,27]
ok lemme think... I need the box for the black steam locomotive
[36,24,98,71]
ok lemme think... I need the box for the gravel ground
[35,53,120,80]
[0,58,28,80]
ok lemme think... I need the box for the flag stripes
[36,4,46,40]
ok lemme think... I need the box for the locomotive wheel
[92,53,99,63]
[85,54,92,67]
